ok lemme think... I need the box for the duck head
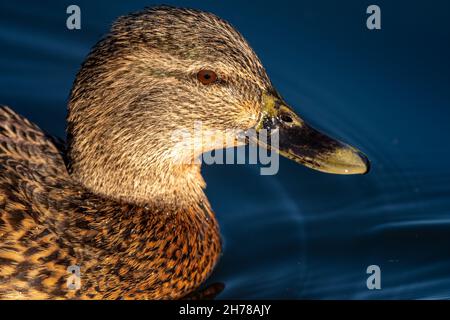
[67,6,369,205]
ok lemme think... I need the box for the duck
[0,6,370,300]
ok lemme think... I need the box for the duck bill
[255,93,370,175]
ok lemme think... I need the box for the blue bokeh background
[1,0,450,299]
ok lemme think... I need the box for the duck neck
[69,149,208,208]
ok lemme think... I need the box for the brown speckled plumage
[0,105,221,299]
[0,6,274,299]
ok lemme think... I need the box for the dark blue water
[1,0,450,299]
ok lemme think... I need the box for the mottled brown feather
[0,106,221,299]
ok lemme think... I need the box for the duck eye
[197,70,218,85]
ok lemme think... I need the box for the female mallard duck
[0,6,369,299]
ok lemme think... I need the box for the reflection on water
[1,0,450,299]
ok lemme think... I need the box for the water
[1,0,450,299]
